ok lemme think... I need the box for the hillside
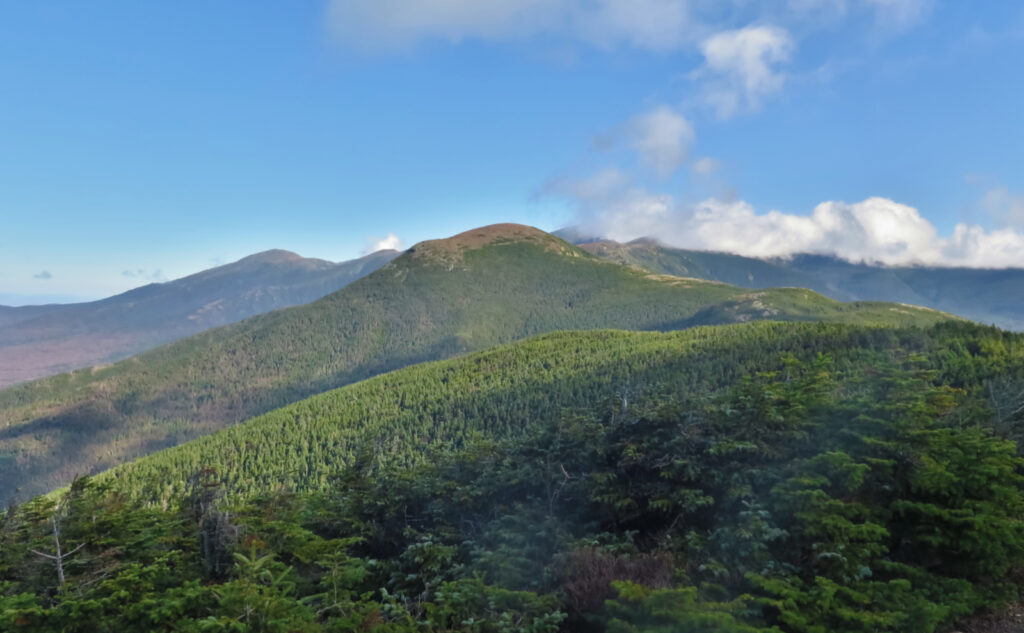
[0,224,952,501]
[0,304,70,329]
[578,237,1024,330]
[5,320,1024,632]
[0,248,398,387]
[102,320,1003,504]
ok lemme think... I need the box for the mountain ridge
[0,248,399,387]
[575,236,1024,330]
[101,319,1016,506]
[0,224,952,501]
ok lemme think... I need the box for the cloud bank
[551,171,1024,268]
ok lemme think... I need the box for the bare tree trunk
[30,515,84,590]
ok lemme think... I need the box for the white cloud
[546,169,674,231]
[943,224,1024,268]
[625,106,694,177]
[325,0,697,53]
[691,157,720,177]
[571,0,694,52]
[553,171,1024,267]
[366,233,405,254]
[695,26,795,118]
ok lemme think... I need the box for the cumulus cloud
[625,106,694,177]
[550,171,1024,267]
[325,0,697,53]
[694,26,795,118]
[366,233,405,254]
[33,271,53,280]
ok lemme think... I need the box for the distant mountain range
[0,223,949,501]
[7,230,1017,392]
[0,248,398,387]
[564,235,1024,331]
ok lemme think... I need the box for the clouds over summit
[291,4,1024,273]
[365,233,405,254]
[553,172,1024,268]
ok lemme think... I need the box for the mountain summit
[408,223,578,267]
[0,248,398,387]
[233,249,318,266]
[0,223,952,500]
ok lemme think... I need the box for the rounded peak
[406,223,578,267]
[627,237,662,247]
[237,249,305,264]
[446,223,555,246]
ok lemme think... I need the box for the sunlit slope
[0,224,951,500]
[104,320,1009,505]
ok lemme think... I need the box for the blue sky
[2,1,1024,302]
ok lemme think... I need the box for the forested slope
[0,225,950,501]
[102,320,1019,504]
[3,320,1024,632]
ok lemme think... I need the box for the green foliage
[3,321,1024,631]
[423,577,565,633]
[104,322,970,506]
[605,582,773,633]
[0,235,950,501]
